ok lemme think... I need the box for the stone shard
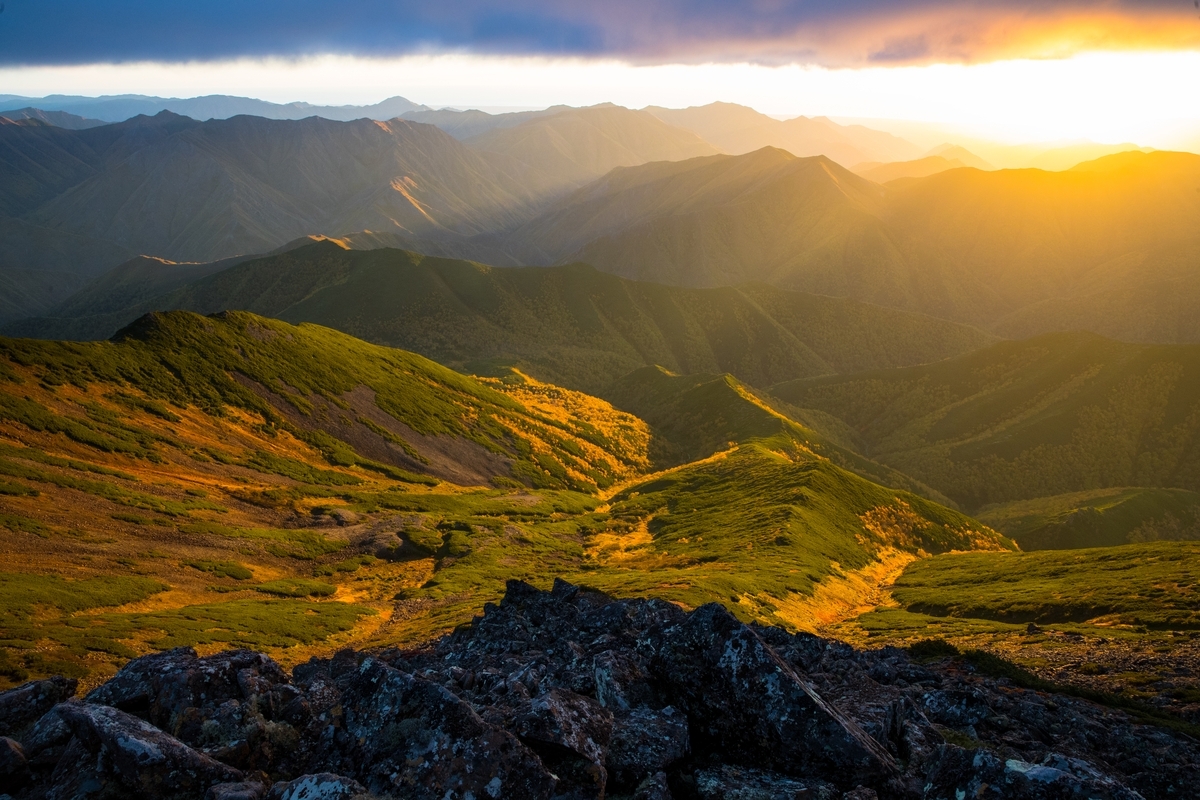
[206,781,270,800]
[633,771,673,800]
[922,745,1146,800]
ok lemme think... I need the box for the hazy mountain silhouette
[925,143,994,170]
[645,102,921,166]
[400,107,562,140]
[0,107,106,129]
[0,93,430,122]
[464,104,720,194]
[851,155,972,183]
[503,148,1200,340]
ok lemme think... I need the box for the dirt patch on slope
[234,376,513,486]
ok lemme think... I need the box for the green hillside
[9,242,993,394]
[977,487,1200,551]
[771,331,1200,512]
[865,542,1200,631]
[380,405,1011,637]
[0,310,647,491]
[0,311,1008,685]
[603,365,950,503]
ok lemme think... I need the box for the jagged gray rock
[0,580,1196,799]
[331,656,557,799]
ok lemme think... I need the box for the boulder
[335,657,557,799]
[56,702,243,799]
[19,702,74,768]
[0,676,77,740]
[87,647,298,773]
[607,705,690,789]
[512,687,613,796]
[266,773,366,800]
[646,603,896,787]
[694,765,839,800]
[0,736,28,785]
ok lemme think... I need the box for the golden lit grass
[769,548,915,633]
[0,366,404,687]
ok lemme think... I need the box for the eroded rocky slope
[1,581,1195,799]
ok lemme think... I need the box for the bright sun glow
[2,50,1198,147]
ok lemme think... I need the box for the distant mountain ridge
[851,155,974,184]
[0,104,744,322]
[500,147,1200,341]
[463,104,720,194]
[0,93,431,122]
[0,107,106,129]
[646,102,922,166]
[6,241,995,395]
[0,111,550,321]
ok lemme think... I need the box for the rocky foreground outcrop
[1,580,1196,799]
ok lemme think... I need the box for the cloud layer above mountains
[2,0,1197,67]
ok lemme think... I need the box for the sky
[1,1,1199,147]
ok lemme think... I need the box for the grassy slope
[379,424,1010,639]
[603,365,953,503]
[2,310,648,492]
[9,242,993,394]
[0,311,653,686]
[837,541,1200,725]
[855,542,1200,637]
[384,365,1009,636]
[771,331,1200,513]
[0,313,1007,685]
[978,487,1200,551]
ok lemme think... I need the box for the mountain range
[504,148,1200,341]
[5,89,1200,763]
[645,102,922,165]
[6,241,995,395]
[0,93,431,123]
[0,309,1006,685]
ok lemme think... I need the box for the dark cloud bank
[0,1,1193,66]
